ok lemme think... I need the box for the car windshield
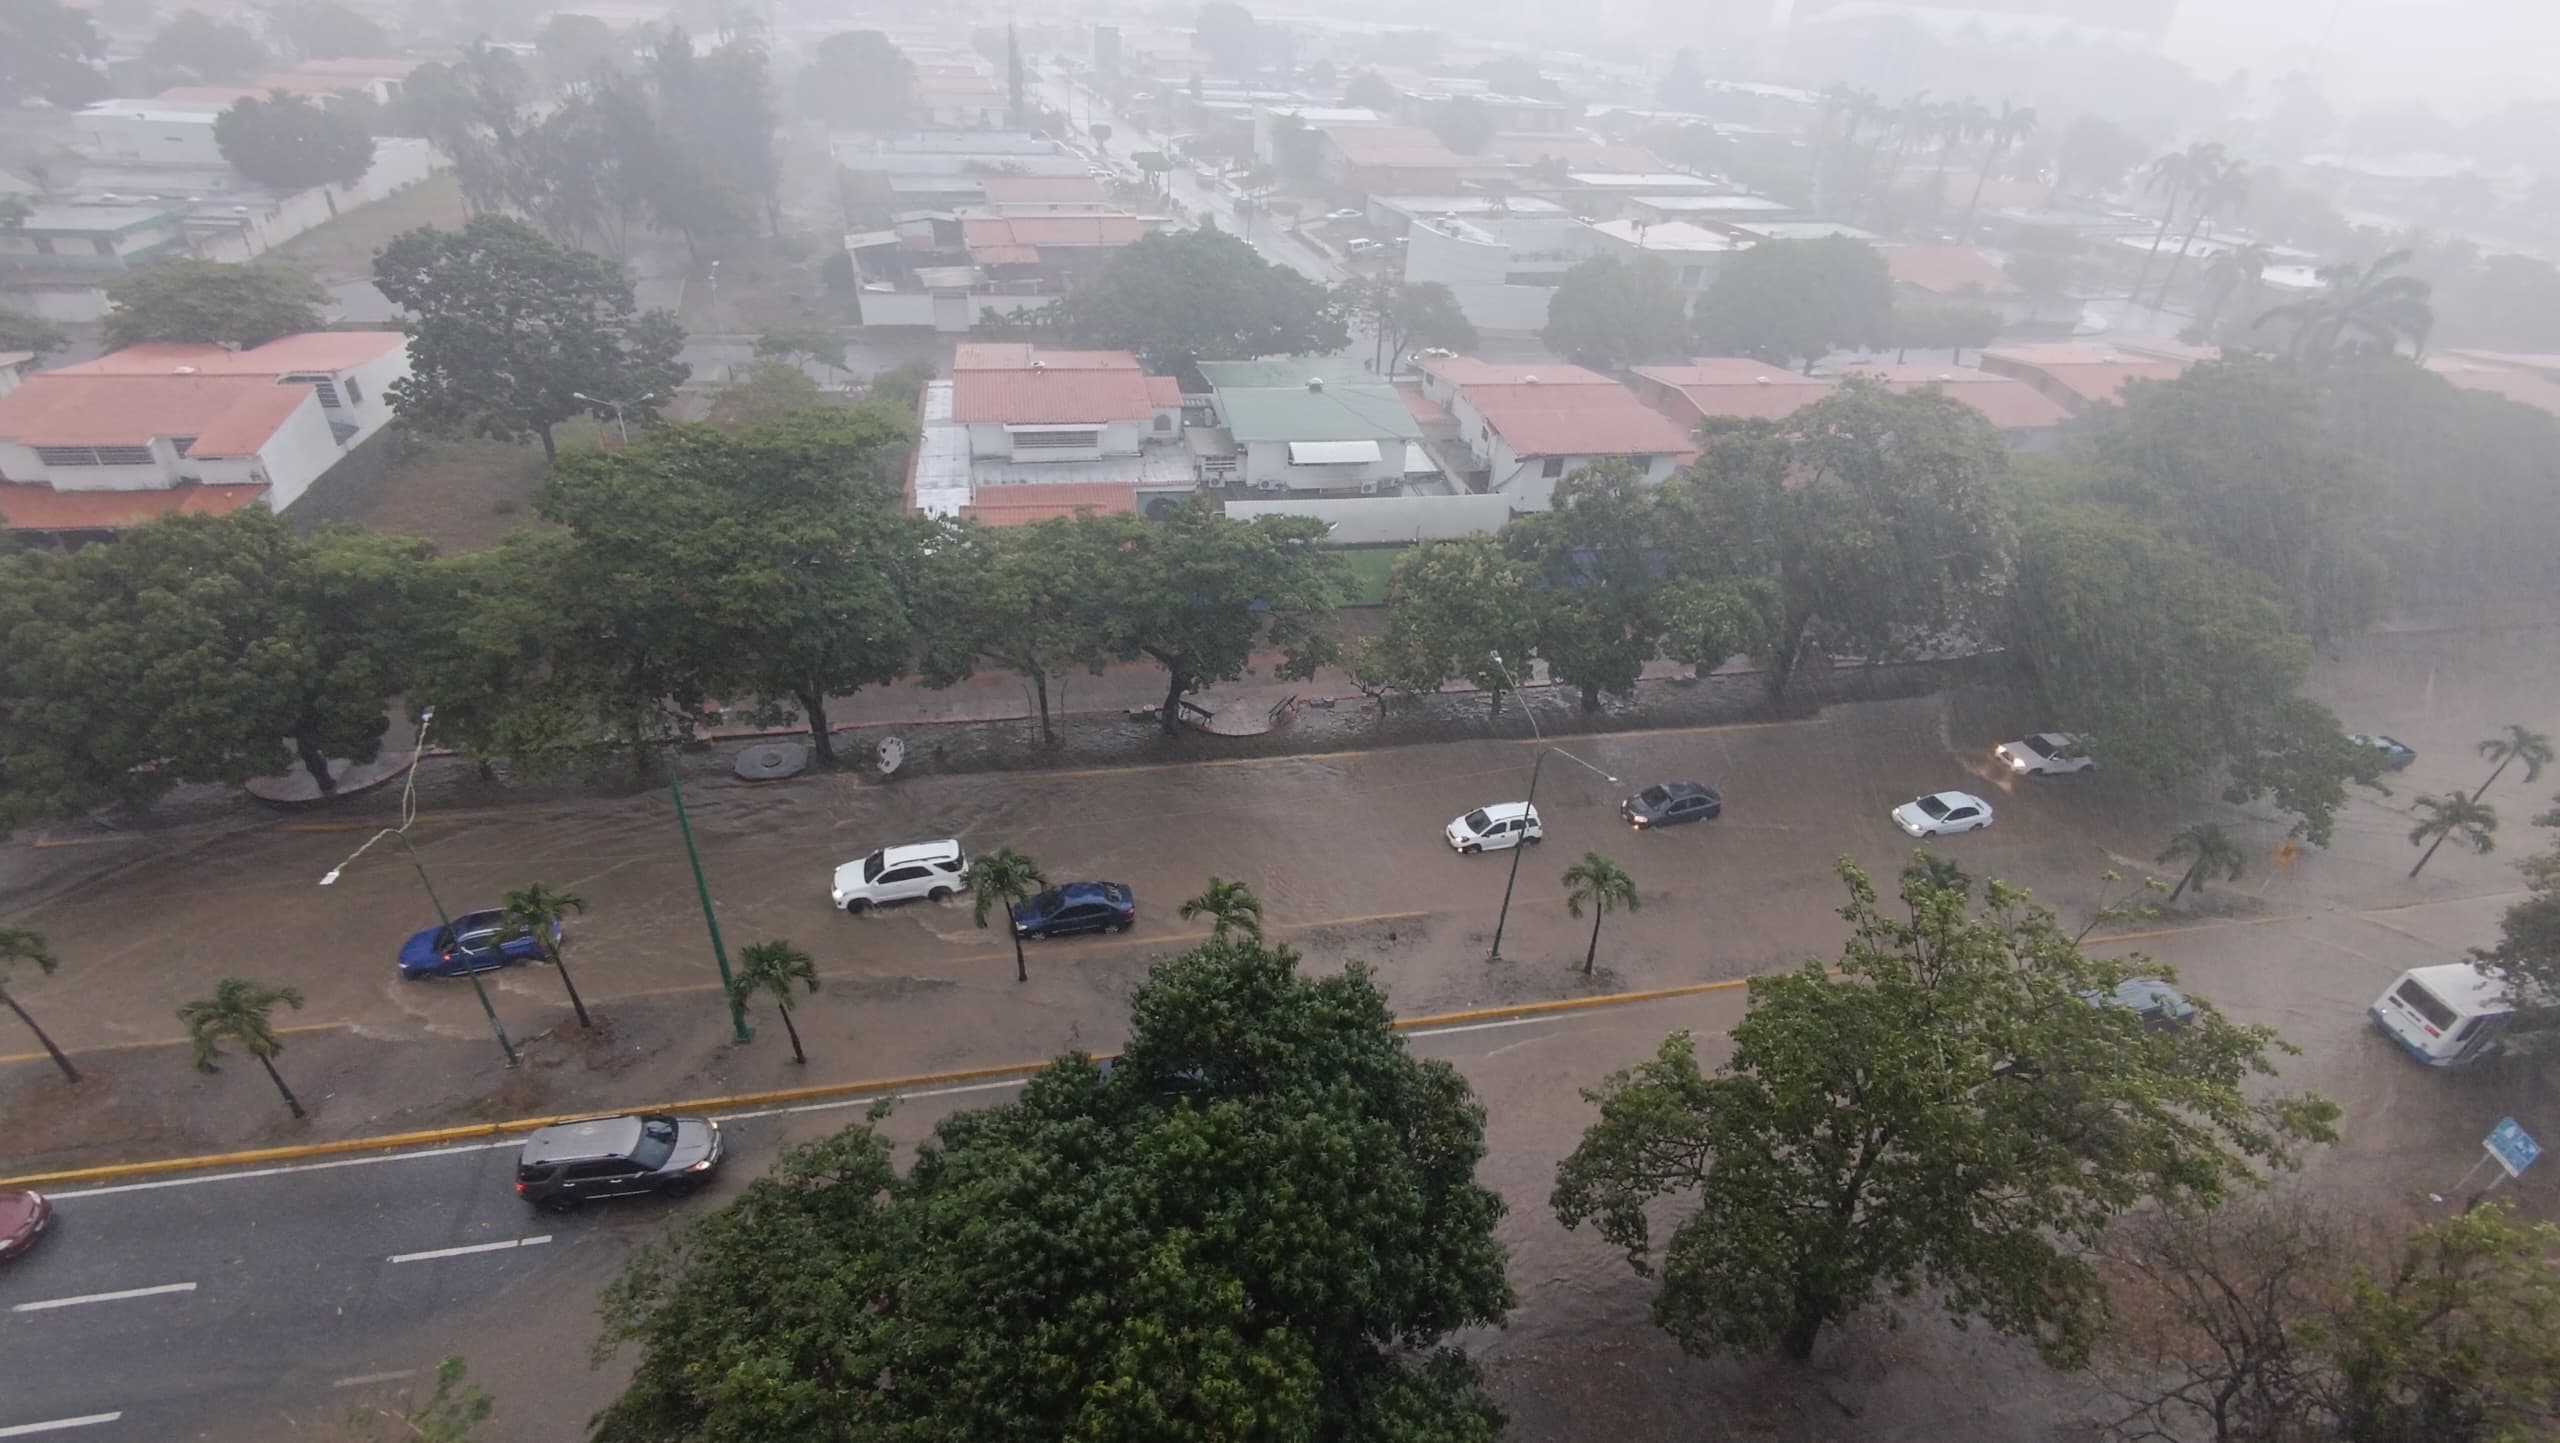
[860,850,886,882]
[630,1117,678,1170]
[1462,808,1490,831]
[1639,786,1670,807]
[1028,888,1065,912]
[2019,736,2055,757]
[1916,796,1951,818]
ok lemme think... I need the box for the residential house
[1562,172,1725,219]
[1836,362,2075,447]
[909,344,1193,520]
[1194,359,1434,496]
[1401,215,1613,335]
[1977,340,2211,413]
[1417,358,1696,508]
[1591,219,1749,304]
[1625,192,1798,226]
[0,331,411,541]
[1369,193,1569,236]
[960,213,1147,287]
[0,204,192,321]
[1318,125,1472,200]
[1879,244,2030,322]
[1252,105,1383,166]
[1484,133,1664,178]
[72,103,227,166]
[977,174,1115,211]
[1630,359,1838,431]
[0,351,32,398]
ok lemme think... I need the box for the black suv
[514,1113,723,1211]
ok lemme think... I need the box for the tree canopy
[214,91,377,191]
[1427,95,1494,155]
[593,933,1514,1442]
[792,30,911,129]
[269,0,387,59]
[101,261,327,351]
[0,0,107,107]
[1093,501,1345,730]
[1052,228,1347,386]
[1692,236,1897,372]
[374,214,687,459]
[1541,254,1690,372]
[1554,858,2336,1365]
[143,10,267,83]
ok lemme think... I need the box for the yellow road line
[1,977,1757,1189]
[0,1021,344,1068]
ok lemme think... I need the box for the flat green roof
[1198,358,1422,445]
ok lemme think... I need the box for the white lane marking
[332,1369,418,1390]
[0,1415,123,1438]
[11,1281,197,1313]
[387,1235,550,1265]
[1406,1016,1554,1039]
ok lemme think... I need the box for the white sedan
[1995,732,2094,776]
[1892,791,1995,837]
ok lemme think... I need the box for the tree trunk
[2152,205,2211,312]
[293,733,337,795]
[1780,1304,1825,1361]
[778,1003,806,1063]
[2470,756,2514,804]
[2168,860,2199,904]
[1957,144,1997,240]
[800,689,835,765]
[1768,612,1817,700]
[3,990,79,1084]
[1157,663,1187,734]
[547,945,593,1028]
[2411,832,2453,878]
[1026,669,1056,747]
[1584,909,1602,974]
[2126,191,2181,310]
[1579,680,1601,713]
[538,422,559,462]
[1011,932,1028,983]
[258,1052,307,1120]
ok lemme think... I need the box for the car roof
[2027,732,2076,748]
[1472,801,1537,820]
[1646,780,1712,799]
[1926,790,1987,808]
[880,839,963,866]
[520,1114,646,1163]
[1043,881,1127,906]
[2104,978,2192,1015]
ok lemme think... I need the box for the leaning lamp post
[1484,653,1617,963]
[318,707,518,1069]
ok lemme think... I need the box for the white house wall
[325,345,409,444]
[244,397,343,511]
[1237,439,1402,491]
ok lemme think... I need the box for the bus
[2369,962,2518,1067]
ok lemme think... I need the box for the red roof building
[1977,341,2202,411]
[1417,359,1694,509]
[1631,359,1839,426]
[1318,124,1471,198]
[1878,244,2024,298]
[1836,362,2075,433]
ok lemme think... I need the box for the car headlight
[683,1158,715,1173]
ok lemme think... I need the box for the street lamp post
[319,709,518,1068]
[668,769,752,1044]
[1485,653,1616,963]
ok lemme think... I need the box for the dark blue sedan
[398,910,562,979]
[1010,882,1137,940]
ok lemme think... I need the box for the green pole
[394,829,517,1068]
[670,770,752,1043]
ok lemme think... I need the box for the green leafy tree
[2472,725,2554,803]
[700,358,828,426]
[2259,248,2435,360]
[389,45,537,218]
[866,358,932,410]
[2407,793,2498,878]
[1504,464,1666,711]
[913,517,1116,748]
[1657,48,1708,112]
[1343,69,1397,111]
[1693,236,1897,372]
[2005,226,2080,320]
[752,326,847,376]
[1956,100,2034,240]
[1561,852,1638,974]
[271,0,388,59]
[2316,1202,2560,1440]
[374,214,687,460]
[215,91,378,191]
[2129,141,2226,319]
[534,12,618,88]
[730,939,818,1063]
[1681,381,2015,698]
[2476,797,2560,1036]
[398,532,603,778]
[179,977,309,1120]
[1095,502,1344,732]
[1180,875,1264,941]
[1345,278,1476,373]
[2052,113,2146,198]
[498,883,591,1028]
[2159,821,2247,903]
[0,927,76,1084]
[1195,0,1261,73]
[535,408,923,763]
[1428,95,1494,155]
[1052,229,1347,385]
[591,934,1513,1442]
[0,0,106,107]
[666,34,782,237]
[962,847,1046,983]
[1374,535,1545,714]
[0,308,69,361]
[1542,253,1689,372]
[144,11,267,82]
[1552,859,2335,1364]
[792,30,911,129]
[1655,575,1784,678]
[0,512,432,814]
[101,260,326,350]
[1889,299,2002,363]
[2150,160,2252,312]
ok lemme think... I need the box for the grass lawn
[1330,546,1405,607]
[276,173,469,281]
[355,418,607,554]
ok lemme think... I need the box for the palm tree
[1958,101,2035,240]
[499,882,592,1029]
[730,939,819,1063]
[1561,852,1640,975]
[1900,851,1973,901]
[1929,97,1988,197]
[963,847,1047,983]
[2151,159,2250,312]
[2196,240,2272,336]
[178,978,308,1120]
[2407,794,2499,878]
[2257,249,2435,360]
[0,927,77,1084]
[2158,822,2246,904]
[2128,141,2226,314]
[2472,725,2554,803]
[1179,876,1264,941]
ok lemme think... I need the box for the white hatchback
[831,840,967,913]
[1892,791,1994,838]
[1446,802,1543,853]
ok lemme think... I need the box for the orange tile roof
[980,175,1112,204]
[961,214,1146,249]
[961,483,1140,525]
[1398,385,1453,426]
[1634,360,1838,421]
[1145,376,1185,407]
[954,344,1140,371]
[1879,245,2022,297]
[951,366,1157,425]
[1837,364,2073,430]
[1977,344,2188,404]
[0,481,269,532]
[53,332,406,377]
[1466,380,1697,458]
[0,373,314,452]
[969,243,1044,266]
[1421,356,1621,387]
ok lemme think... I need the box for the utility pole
[669,769,752,1043]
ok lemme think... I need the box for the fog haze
[2166,0,2558,114]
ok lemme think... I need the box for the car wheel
[1525,834,1542,845]
[1461,843,1481,854]
[844,899,869,915]
[928,886,953,902]
[660,1178,702,1199]
[535,1196,576,1214]
[1111,918,1131,933]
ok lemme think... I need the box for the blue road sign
[2486,1117,2542,1178]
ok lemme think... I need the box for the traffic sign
[2485,1117,2542,1178]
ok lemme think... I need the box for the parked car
[1447,802,1543,853]
[514,1113,722,1212]
[2349,733,2417,769]
[1011,881,1138,939]
[397,910,562,980]
[0,1189,52,1263]
[1325,207,1364,221]
[1891,790,1994,837]
[831,840,967,913]
[1622,780,1723,829]
[2088,977,2197,1032]
[1995,732,2094,776]
[1346,237,1382,255]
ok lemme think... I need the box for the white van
[2369,962,2516,1066]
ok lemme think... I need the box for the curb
[2,978,1756,1190]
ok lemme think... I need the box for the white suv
[831,840,967,913]
[1446,802,1543,853]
